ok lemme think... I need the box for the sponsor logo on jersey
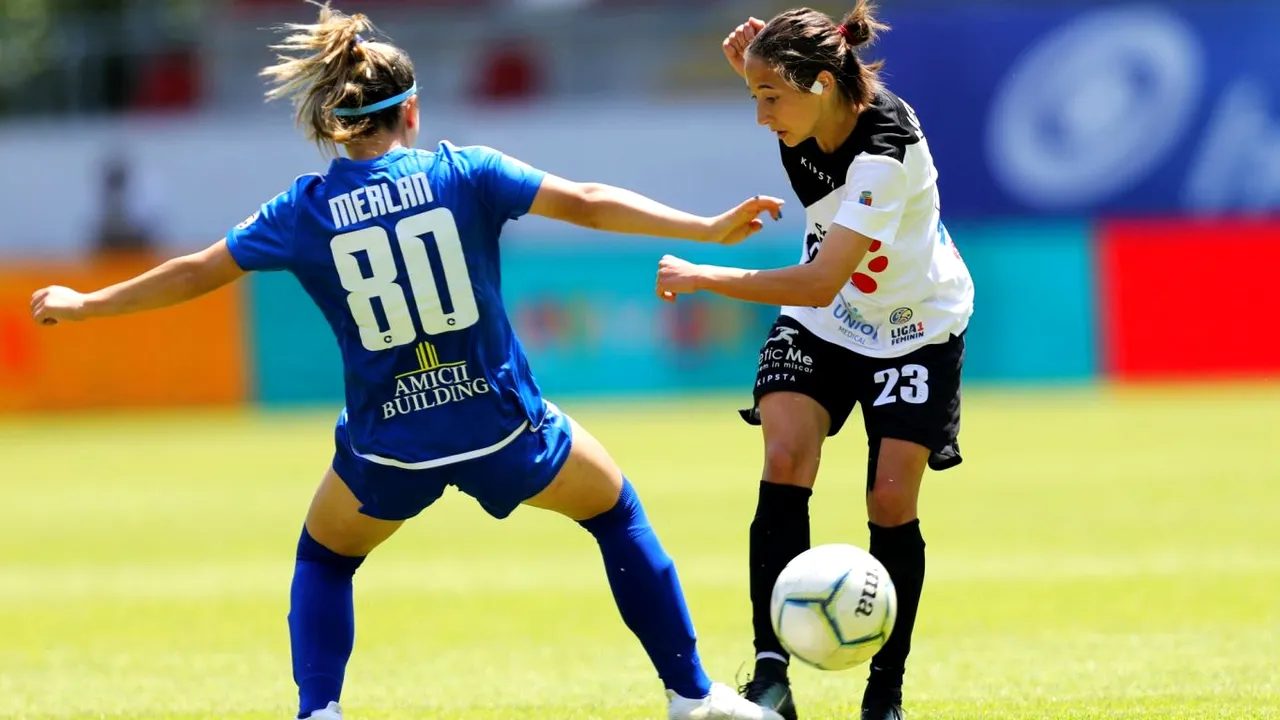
[382,341,491,419]
[804,223,827,263]
[799,156,838,190]
[832,299,881,347]
[890,307,914,325]
[891,321,926,346]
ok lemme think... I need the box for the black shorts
[740,315,964,472]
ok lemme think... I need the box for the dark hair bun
[840,1,888,48]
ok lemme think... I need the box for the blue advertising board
[873,2,1280,218]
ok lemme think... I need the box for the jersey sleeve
[225,188,297,272]
[831,155,908,245]
[467,146,547,220]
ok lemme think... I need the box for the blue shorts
[330,402,574,521]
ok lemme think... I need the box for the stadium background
[3,0,1277,409]
[1,1,1278,719]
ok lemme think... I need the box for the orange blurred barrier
[0,255,248,412]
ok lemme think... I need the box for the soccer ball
[770,544,897,671]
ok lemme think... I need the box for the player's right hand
[30,285,87,326]
[723,17,766,79]
[704,195,785,246]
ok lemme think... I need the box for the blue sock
[579,479,713,699]
[290,528,365,718]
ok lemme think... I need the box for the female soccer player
[29,5,786,720]
[655,4,974,720]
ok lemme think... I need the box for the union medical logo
[384,341,490,419]
[832,300,880,347]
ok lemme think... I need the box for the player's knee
[762,437,819,488]
[866,474,917,527]
[297,527,367,572]
[579,478,647,536]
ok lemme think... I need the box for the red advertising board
[1099,218,1280,380]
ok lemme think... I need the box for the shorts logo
[758,325,814,386]
[890,307,914,325]
[891,322,926,346]
[832,300,880,347]
[768,326,800,346]
[859,190,874,207]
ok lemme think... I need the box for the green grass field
[2,385,1278,720]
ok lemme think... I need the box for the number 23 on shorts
[872,364,929,407]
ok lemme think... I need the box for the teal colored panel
[949,221,1097,382]
[248,272,345,405]
[245,236,798,405]
[500,237,796,397]
[243,224,1098,407]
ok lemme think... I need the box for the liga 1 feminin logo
[889,306,924,345]
[889,307,914,325]
[891,325,925,348]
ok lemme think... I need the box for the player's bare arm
[529,173,783,245]
[29,239,245,325]
[655,223,874,306]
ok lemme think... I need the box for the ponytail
[260,1,416,156]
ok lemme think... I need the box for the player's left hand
[704,195,784,245]
[656,255,702,303]
[30,285,88,326]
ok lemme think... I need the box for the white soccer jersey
[778,90,974,358]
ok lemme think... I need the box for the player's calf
[526,416,714,701]
[290,528,365,719]
[747,392,827,685]
[864,438,929,701]
[290,468,404,719]
[578,477,712,700]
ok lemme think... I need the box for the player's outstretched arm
[29,240,246,326]
[655,223,874,306]
[529,174,783,245]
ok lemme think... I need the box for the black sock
[750,481,812,676]
[866,519,926,692]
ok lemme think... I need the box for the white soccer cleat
[668,682,786,720]
[299,701,342,720]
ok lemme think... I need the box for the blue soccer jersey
[226,142,548,466]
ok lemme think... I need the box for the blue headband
[333,82,418,117]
